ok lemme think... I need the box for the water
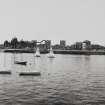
[0,53,105,105]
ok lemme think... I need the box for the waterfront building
[70,42,82,50]
[45,40,51,49]
[82,43,86,50]
[60,40,66,50]
[75,42,83,50]
[32,40,37,47]
[91,44,105,50]
[38,44,47,52]
[52,44,61,50]
[65,45,71,50]
[70,44,76,50]
[82,40,91,50]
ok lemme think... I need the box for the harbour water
[0,53,105,105]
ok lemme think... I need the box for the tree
[4,40,9,48]
[11,37,18,48]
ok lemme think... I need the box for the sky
[0,0,105,45]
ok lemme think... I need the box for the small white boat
[35,47,40,57]
[48,47,55,58]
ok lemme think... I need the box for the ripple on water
[0,54,105,104]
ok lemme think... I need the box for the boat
[14,61,27,65]
[35,47,40,57]
[48,47,55,58]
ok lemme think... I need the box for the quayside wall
[3,49,105,55]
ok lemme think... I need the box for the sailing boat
[35,47,40,57]
[48,47,55,58]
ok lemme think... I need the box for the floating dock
[14,61,27,65]
[0,71,11,74]
[19,71,41,76]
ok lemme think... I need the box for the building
[52,44,61,49]
[82,40,91,50]
[75,42,83,50]
[31,40,37,47]
[82,43,86,50]
[60,40,66,49]
[70,42,82,50]
[45,40,51,49]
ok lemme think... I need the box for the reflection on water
[0,53,105,105]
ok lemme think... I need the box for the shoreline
[3,49,105,55]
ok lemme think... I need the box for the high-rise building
[75,42,83,50]
[45,40,51,49]
[82,40,91,50]
[70,42,82,50]
[60,40,66,49]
